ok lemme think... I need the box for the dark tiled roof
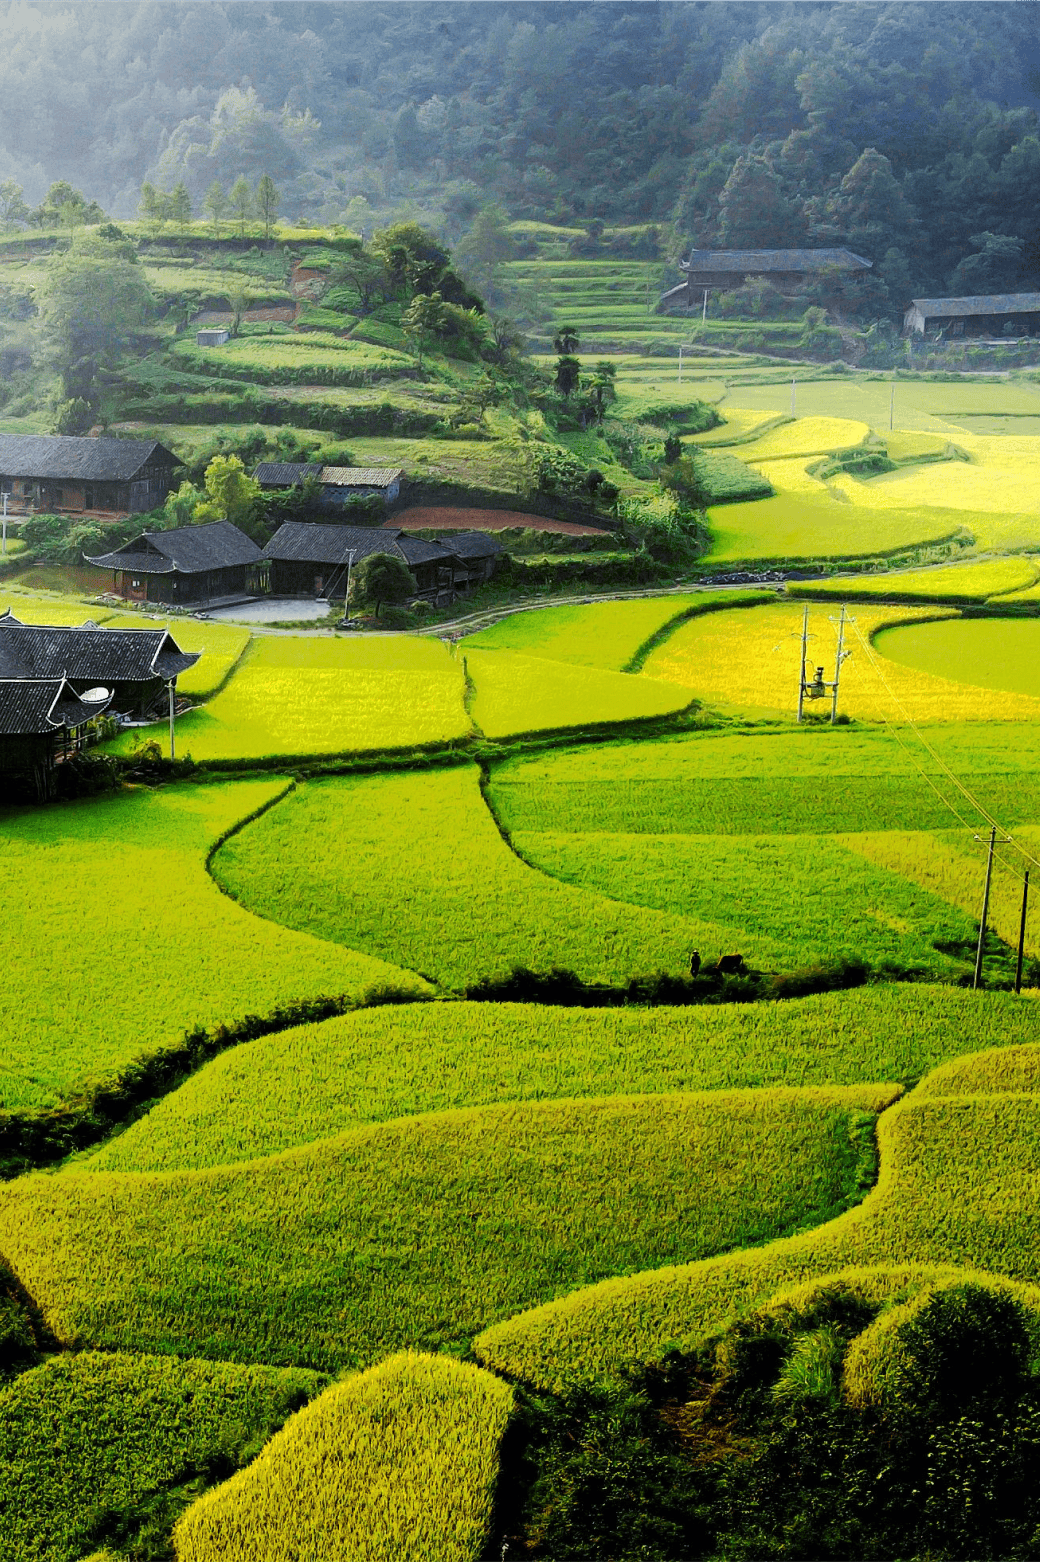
[396,535,457,567]
[262,522,409,567]
[448,531,503,560]
[252,463,323,487]
[0,624,198,682]
[0,676,111,735]
[0,434,177,482]
[681,248,872,274]
[910,293,1040,318]
[85,520,262,574]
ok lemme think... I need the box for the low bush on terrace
[498,1271,1040,1562]
[0,1087,894,1370]
[82,984,1038,1174]
[0,1352,323,1562]
[174,1354,512,1562]
[0,780,421,1114]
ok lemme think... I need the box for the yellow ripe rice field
[788,557,1040,604]
[641,599,1040,721]
[84,984,1033,1176]
[465,647,690,737]
[173,1353,512,1562]
[0,1086,896,1370]
[107,635,471,760]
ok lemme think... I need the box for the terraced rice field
[0,1086,896,1370]
[0,780,419,1112]
[108,635,471,760]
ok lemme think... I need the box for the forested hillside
[3,2,1040,307]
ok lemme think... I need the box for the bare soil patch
[390,506,609,536]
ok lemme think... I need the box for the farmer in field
[689,949,701,976]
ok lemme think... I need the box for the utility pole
[790,378,796,416]
[168,680,176,761]
[2,491,7,557]
[702,288,708,325]
[340,549,357,628]
[678,345,683,384]
[973,826,1010,989]
[796,604,809,724]
[830,604,851,724]
[1016,869,1030,993]
[889,373,896,432]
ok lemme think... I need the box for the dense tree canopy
[0,4,1038,300]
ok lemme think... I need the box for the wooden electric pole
[973,826,1010,989]
[1016,869,1030,993]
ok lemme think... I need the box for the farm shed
[0,617,199,717]
[0,675,113,799]
[253,463,404,507]
[196,327,230,347]
[262,521,459,602]
[85,520,264,607]
[442,530,503,586]
[0,434,178,517]
[903,293,1040,337]
[659,248,872,310]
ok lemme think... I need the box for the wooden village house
[85,520,263,607]
[0,434,178,516]
[903,293,1040,337]
[262,522,501,603]
[252,463,404,507]
[659,248,872,310]
[0,614,199,797]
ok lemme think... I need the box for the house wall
[112,564,251,605]
[321,481,399,507]
[0,466,175,515]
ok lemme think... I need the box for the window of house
[131,577,142,588]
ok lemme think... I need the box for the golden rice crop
[110,634,470,760]
[474,1082,1040,1390]
[466,648,689,737]
[0,1087,895,1370]
[736,415,872,461]
[0,1351,322,1562]
[82,985,1039,1175]
[789,556,1039,604]
[464,594,728,670]
[707,494,965,563]
[840,828,1040,960]
[912,1043,1040,1100]
[0,779,421,1113]
[173,1353,512,1562]
[642,600,1040,721]
[211,765,706,986]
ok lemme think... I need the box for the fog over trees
[2,2,1040,298]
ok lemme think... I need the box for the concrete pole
[830,604,847,724]
[1016,870,1030,993]
[168,680,176,761]
[797,604,808,724]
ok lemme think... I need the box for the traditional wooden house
[903,293,1040,337]
[444,531,504,587]
[253,463,404,507]
[0,676,114,798]
[0,616,199,717]
[659,248,872,310]
[262,521,457,601]
[0,434,179,516]
[84,520,263,606]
